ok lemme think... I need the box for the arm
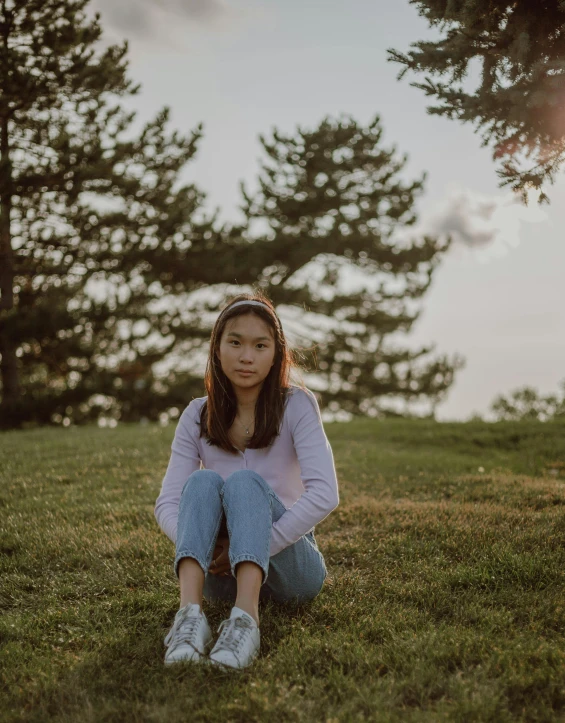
[269,389,339,556]
[154,401,202,544]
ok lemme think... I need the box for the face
[216,313,276,391]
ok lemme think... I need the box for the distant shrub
[490,379,565,422]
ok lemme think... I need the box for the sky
[91,0,565,422]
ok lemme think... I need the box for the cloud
[415,184,548,262]
[91,0,239,37]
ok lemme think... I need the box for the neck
[234,387,260,415]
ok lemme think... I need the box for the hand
[209,536,231,576]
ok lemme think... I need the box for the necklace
[235,413,254,436]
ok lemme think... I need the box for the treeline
[2,1,562,429]
[0,0,467,429]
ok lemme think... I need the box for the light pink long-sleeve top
[154,384,339,557]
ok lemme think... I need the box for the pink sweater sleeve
[154,401,201,544]
[269,389,339,556]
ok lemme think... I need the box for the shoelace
[164,608,202,653]
[213,616,253,657]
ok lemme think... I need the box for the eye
[228,341,268,348]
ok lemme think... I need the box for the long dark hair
[198,291,305,454]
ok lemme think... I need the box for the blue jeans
[174,469,328,604]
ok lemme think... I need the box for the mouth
[236,370,254,376]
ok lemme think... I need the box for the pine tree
[0,2,464,427]
[0,0,217,428]
[235,114,465,418]
[387,0,565,203]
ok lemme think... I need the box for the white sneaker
[163,603,213,665]
[208,607,260,670]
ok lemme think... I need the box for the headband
[221,300,272,314]
[219,299,282,330]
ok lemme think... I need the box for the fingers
[209,566,231,576]
[209,565,231,576]
[210,557,230,574]
[204,532,231,574]
[208,549,231,576]
[211,537,229,562]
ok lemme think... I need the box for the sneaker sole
[207,652,259,671]
[164,636,214,665]
[164,655,206,665]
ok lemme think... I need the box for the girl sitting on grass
[154,292,339,669]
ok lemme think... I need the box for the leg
[259,487,327,605]
[220,470,274,625]
[178,558,204,608]
[223,472,327,605]
[174,469,224,609]
[260,525,327,605]
[203,471,329,609]
[207,471,327,671]
[235,562,262,625]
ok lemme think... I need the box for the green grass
[1,417,565,722]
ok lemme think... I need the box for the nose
[239,346,254,362]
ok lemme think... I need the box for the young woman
[154,293,339,669]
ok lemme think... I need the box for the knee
[301,575,326,603]
[223,470,269,498]
[274,576,325,605]
[181,469,224,499]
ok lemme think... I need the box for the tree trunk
[0,115,20,424]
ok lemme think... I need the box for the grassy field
[1,417,565,722]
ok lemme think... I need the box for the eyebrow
[226,332,271,342]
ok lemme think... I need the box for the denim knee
[222,469,272,497]
[181,468,224,499]
[222,470,286,526]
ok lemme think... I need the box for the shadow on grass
[17,595,320,722]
